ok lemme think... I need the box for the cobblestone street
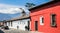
[0,29,29,33]
[3,30,29,33]
[0,29,41,33]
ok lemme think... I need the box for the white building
[3,16,30,31]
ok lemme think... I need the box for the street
[0,29,29,33]
[0,29,41,33]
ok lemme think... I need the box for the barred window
[51,14,57,27]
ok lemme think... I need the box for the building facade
[0,22,4,26]
[29,0,60,33]
[3,16,30,31]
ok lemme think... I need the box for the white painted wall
[6,19,30,30]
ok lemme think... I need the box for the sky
[0,0,51,6]
[0,0,52,21]
[0,0,51,14]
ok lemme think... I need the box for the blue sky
[0,0,51,14]
[0,0,51,21]
[0,0,51,6]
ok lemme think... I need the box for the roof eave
[28,0,60,11]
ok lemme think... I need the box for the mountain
[0,13,21,21]
[0,12,29,21]
[0,13,11,21]
[9,13,21,18]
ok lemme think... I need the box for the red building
[29,0,60,33]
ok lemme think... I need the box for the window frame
[11,21,12,27]
[40,16,44,25]
[50,14,57,27]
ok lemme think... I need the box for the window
[20,22,21,24]
[11,22,12,27]
[51,14,57,27]
[19,20,21,24]
[8,22,10,26]
[40,16,44,25]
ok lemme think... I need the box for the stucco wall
[6,19,30,30]
[30,2,60,33]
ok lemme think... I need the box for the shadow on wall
[0,30,4,33]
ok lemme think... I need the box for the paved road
[0,29,41,33]
[1,29,29,33]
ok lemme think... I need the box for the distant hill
[0,13,11,21]
[9,13,21,18]
[0,13,21,21]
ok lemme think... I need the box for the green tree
[25,3,35,9]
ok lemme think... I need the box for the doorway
[28,21,30,31]
[35,21,38,31]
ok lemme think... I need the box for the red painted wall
[30,2,60,33]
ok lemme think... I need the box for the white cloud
[0,3,26,14]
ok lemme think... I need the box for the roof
[11,15,29,20]
[29,0,60,11]
[3,15,30,22]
